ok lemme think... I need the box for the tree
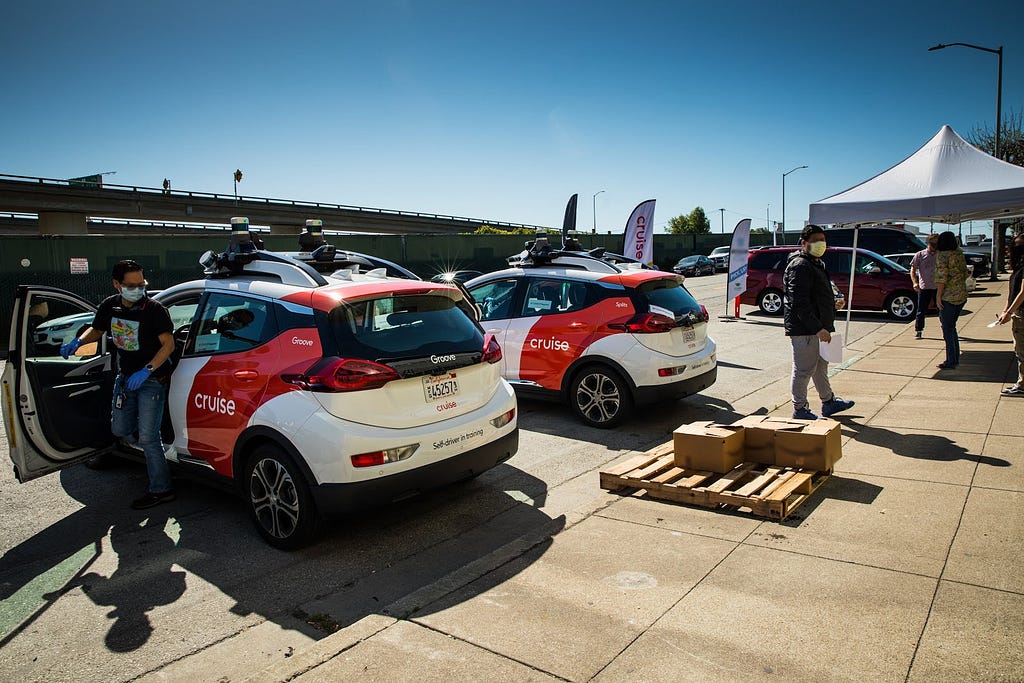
[968,108,1023,167]
[666,206,712,234]
[666,214,691,234]
[687,207,711,233]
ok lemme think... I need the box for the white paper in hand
[987,320,1002,328]
[819,333,844,363]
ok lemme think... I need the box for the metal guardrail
[0,173,551,231]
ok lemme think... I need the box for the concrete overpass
[0,174,548,235]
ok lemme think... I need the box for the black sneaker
[131,491,176,510]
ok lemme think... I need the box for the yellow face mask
[808,241,827,258]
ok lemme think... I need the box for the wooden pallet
[599,443,830,521]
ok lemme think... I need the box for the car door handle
[568,322,587,329]
[233,370,259,381]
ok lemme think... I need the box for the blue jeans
[915,288,936,332]
[939,300,965,366]
[111,374,172,494]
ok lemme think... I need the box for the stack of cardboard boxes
[673,416,842,474]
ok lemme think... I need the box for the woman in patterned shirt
[934,231,969,370]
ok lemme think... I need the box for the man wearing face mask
[60,260,177,509]
[783,225,855,420]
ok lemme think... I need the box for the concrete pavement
[180,281,1023,682]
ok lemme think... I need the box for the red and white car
[2,239,518,548]
[465,249,717,427]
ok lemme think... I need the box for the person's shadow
[2,464,189,652]
[73,514,187,652]
[840,420,1009,467]
[0,454,564,658]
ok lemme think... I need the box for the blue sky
[2,1,1021,238]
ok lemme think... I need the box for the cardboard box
[772,418,842,471]
[732,415,779,465]
[673,421,745,473]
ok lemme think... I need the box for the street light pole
[592,190,605,234]
[718,208,725,234]
[929,41,1003,279]
[782,165,808,245]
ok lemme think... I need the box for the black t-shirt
[92,294,174,378]
[1009,266,1024,313]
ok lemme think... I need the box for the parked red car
[739,246,917,320]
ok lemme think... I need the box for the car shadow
[0,457,563,669]
[515,395,748,452]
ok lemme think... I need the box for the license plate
[683,329,696,342]
[423,373,459,402]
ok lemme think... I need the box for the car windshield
[711,247,729,255]
[679,256,698,265]
[636,278,702,321]
[327,294,483,362]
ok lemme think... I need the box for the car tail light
[611,312,676,334]
[490,407,515,428]
[658,365,688,377]
[482,334,502,364]
[283,357,400,392]
[699,305,709,322]
[351,444,418,468]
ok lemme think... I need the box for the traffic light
[234,169,243,183]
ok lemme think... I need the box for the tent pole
[844,226,858,344]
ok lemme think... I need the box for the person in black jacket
[784,225,855,420]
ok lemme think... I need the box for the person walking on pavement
[934,231,969,370]
[60,260,177,509]
[910,233,939,339]
[997,234,1024,395]
[784,224,855,420]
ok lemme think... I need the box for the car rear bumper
[311,428,519,519]
[634,365,717,404]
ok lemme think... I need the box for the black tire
[244,445,319,550]
[757,288,784,316]
[885,291,916,321]
[569,365,633,428]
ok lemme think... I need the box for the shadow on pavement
[926,350,1015,383]
[842,422,1010,467]
[779,475,885,527]
[0,456,563,659]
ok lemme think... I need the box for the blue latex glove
[60,338,83,359]
[126,368,152,391]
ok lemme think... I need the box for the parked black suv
[821,227,927,255]
[821,226,990,277]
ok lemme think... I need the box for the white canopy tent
[809,125,1024,226]
[808,125,1024,343]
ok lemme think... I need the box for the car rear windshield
[636,279,702,321]
[326,294,483,362]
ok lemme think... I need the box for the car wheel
[757,288,784,316]
[885,291,916,320]
[244,445,319,550]
[570,365,633,428]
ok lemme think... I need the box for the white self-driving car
[2,229,518,548]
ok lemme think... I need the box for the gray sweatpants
[791,335,833,411]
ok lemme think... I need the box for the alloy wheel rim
[763,292,782,313]
[576,373,621,423]
[250,458,300,539]
[892,296,914,318]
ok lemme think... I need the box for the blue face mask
[120,286,146,303]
